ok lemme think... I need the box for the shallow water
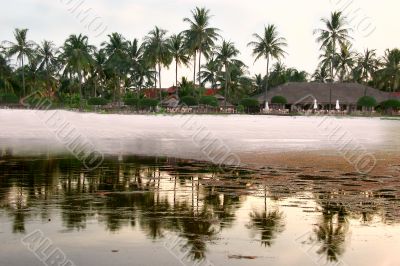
[1,155,400,266]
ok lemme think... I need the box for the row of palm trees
[1,8,399,107]
[313,11,400,92]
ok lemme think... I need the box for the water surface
[1,155,399,266]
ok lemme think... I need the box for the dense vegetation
[0,8,399,109]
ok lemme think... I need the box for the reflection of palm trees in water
[312,202,350,263]
[247,184,285,247]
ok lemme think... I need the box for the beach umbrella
[265,102,270,111]
[313,99,318,110]
[336,100,340,110]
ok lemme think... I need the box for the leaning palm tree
[215,40,240,109]
[314,11,352,82]
[248,24,287,107]
[143,26,171,94]
[167,34,190,91]
[4,28,36,96]
[60,34,94,102]
[183,7,219,85]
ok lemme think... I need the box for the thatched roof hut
[254,83,395,107]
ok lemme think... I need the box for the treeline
[0,8,399,108]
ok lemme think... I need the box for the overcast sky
[1,0,399,87]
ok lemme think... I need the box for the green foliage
[180,96,198,106]
[271,95,288,104]
[380,99,400,109]
[139,98,159,109]
[87,97,108,106]
[0,93,19,104]
[240,98,260,108]
[124,97,139,107]
[357,96,377,108]
[199,96,218,107]
[60,93,81,108]
[237,105,245,113]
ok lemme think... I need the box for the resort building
[254,82,397,111]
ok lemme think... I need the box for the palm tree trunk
[175,59,178,96]
[265,56,270,108]
[158,63,162,100]
[198,49,202,85]
[224,63,228,110]
[193,52,197,84]
[21,57,25,97]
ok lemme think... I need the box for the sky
[1,0,399,87]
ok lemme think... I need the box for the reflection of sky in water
[0,156,400,266]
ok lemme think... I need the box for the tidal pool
[1,155,399,266]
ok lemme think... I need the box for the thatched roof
[254,82,394,105]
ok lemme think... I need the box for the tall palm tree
[102,33,130,102]
[143,26,171,95]
[4,28,36,96]
[167,34,190,92]
[91,50,107,97]
[183,7,219,85]
[248,24,287,107]
[60,34,94,101]
[37,40,58,94]
[314,11,352,82]
[215,40,240,108]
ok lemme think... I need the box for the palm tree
[336,42,356,82]
[60,34,94,102]
[215,40,241,109]
[248,24,287,108]
[183,7,219,85]
[354,49,379,85]
[37,40,58,95]
[376,48,400,92]
[200,56,220,88]
[312,66,330,83]
[102,33,130,102]
[314,11,352,82]
[0,52,13,93]
[143,26,171,96]
[167,34,190,92]
[91,50,107,97]
[4,28,36,96]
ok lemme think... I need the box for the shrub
[237,105,245,113]
[357,96,377,108]
[139,98,159,109]
[180,96,198,106]
[271,95,288,105]
[240,98,260,108]
[87,97,108,106]
[0,93,19,104]
[199,96,218,107]
[380,99,400,109]
[124,97,139,107]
